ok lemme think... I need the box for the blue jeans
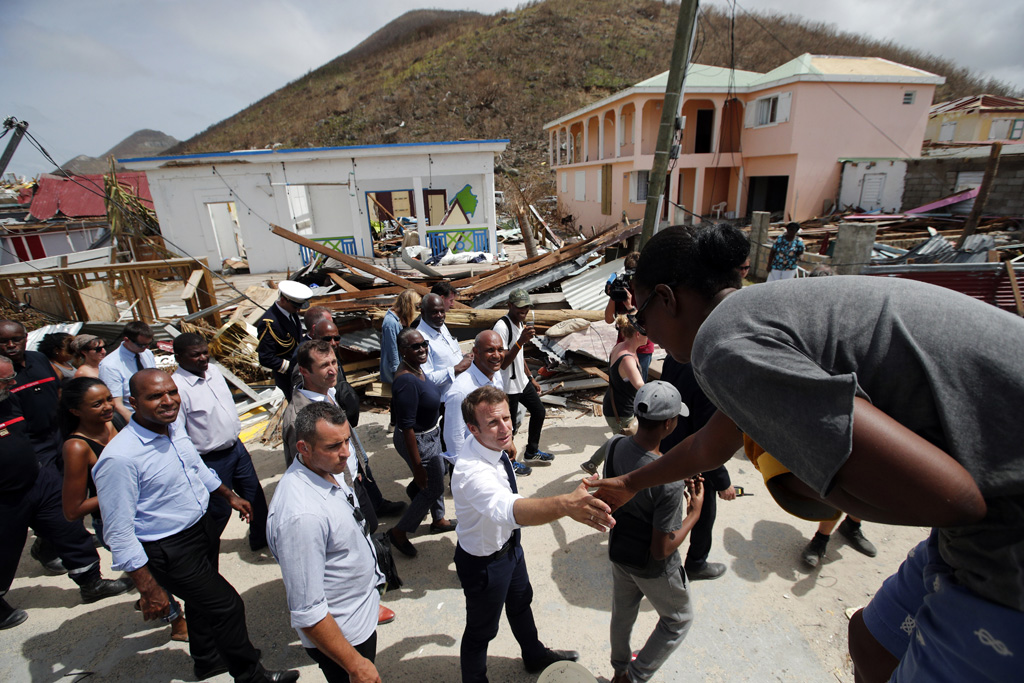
[393,426,445,532]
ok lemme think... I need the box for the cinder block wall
[902,155,1024,215]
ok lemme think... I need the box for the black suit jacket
[257,302,302,374]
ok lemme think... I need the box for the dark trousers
[305,630,377,683]
[142,513,261,680]
[455,541,545,683]
[203,439,270,551]
[273,370,293,402]
[684,487,717,570]
[507,382,545,453]
[0,466,99,593]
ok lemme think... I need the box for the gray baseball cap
[634,380,690,420]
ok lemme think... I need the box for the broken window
[636,171,649,203]
[989,118,1013,140]
[1012,120,1024,140]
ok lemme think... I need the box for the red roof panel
[28,172,153,221]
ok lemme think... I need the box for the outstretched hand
[564,480,616,532]
[584,474,638,513]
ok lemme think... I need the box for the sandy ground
[0,409,928,683]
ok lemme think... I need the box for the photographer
[604,252,655,380]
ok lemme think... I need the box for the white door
[207,202,243,263]
[859,173,887,211]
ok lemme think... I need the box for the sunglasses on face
[88,345,107,353]
[627,281,677,338]
[402,341,430,351]
[318,335,342,342]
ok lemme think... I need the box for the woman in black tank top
[59,377,189,642]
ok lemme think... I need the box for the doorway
[206,202,245,265]
[746,176,789,218]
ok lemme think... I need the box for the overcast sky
[2,0,1021,178]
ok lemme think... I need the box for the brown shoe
[170,615,189,642]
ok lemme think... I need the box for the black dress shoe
[80,576,134,604]
[0,607,27,630]
[260,670,299,683]
[387,529,417,558]
[524,648,580,673]
[376,499,407,517]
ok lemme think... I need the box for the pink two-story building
[544,54,942,228]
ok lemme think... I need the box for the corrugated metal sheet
[29,172,153,221]
[864,262,1024,313]
[337,328,381,355]
[930,95,1024,115]
[561,257,624,311]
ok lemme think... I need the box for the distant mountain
[168,0,1022,185]
[58,129,179,175]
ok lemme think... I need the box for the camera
[606,269,635,303]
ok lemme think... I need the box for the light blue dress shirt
[379,310,402,385]
[98,344,156,409]
[417,319,463,394]
[267,457,382,649]
[93,416,223,572]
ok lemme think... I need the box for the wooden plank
[180,269,205,300]
[334,285,404,301]
[1006,261,1024,317]
[271,224,430,295]
[578,365,610,382]
[342,358,380,372]
[77,281,120,321]
[327,272,359,293]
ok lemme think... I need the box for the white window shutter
[777,92,792,123]
[744,101,757,128]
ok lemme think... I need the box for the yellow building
[924,95,1024,145]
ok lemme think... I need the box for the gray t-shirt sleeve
[694,333,859,496]
[650,481,685,534]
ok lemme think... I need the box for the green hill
[168,0,1020,184]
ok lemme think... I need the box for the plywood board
[78,281,120,321]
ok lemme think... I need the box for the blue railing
[299,236,358,266]
[426,228,489,258]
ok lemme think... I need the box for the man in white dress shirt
[416,293,472,395]
[451,385,615,682]
[268,401,383,683]
[99,321,155,423]
[442,331,507,467]
[172,333,269,551]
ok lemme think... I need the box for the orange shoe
[378,605,395,625]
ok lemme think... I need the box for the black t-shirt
[391,372,442,432]
[11,350,62,468]
[0,395,41,496]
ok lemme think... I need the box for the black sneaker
[525,449,554,462]
[838,518,878,557]
[801,533,830,568]
[580,461,598,476]
[511,460,532,476]
[80,576,133,604]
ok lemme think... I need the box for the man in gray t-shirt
[599,382,701,683]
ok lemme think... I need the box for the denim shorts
[863,531,1023,681]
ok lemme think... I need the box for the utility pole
[1,117,30,177]
[956,142,1001,249]
[639,0,700,248]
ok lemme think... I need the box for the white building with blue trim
[120,139,508,274]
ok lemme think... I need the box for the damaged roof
[28,172,152,221]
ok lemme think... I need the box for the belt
[200,439,238,461]
[415,421,441,437]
